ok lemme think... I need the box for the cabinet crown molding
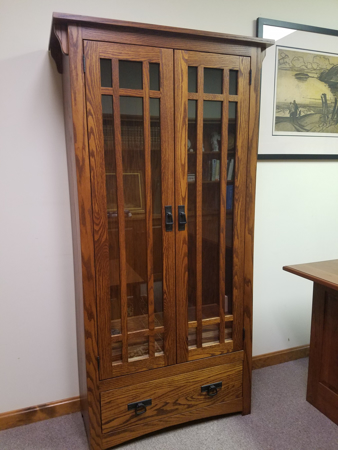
[49,12,273,74]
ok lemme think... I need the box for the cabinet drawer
[101,360,243,434]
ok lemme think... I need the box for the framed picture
[257,18,338,160]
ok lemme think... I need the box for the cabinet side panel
[62,53,89,432]
[242,47,262,415]
[67,25,102,449]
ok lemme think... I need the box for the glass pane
[150,98,163,325]
[225,102,237,314]
[202,101,222,318]
[100,59,112,88]
[155,332,164,355]
[102,95,122,337]
[112,341,122,365]
[202,324,219,345]
[120,97,148,332]
[188,67,197,93]
[119,61,143,89]
[188,327,197,348]
[204,68,223,94]
[128,334,149,361]
[188,100,197,321]
[225,322,233,340]
[229,70,238,95]
[149,63,160,91]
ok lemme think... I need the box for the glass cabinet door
[175,50,250,362]
[84,41,175,379]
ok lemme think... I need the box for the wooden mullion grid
[188,315,234,328]
[196,66,204,349]
[111,58,128,364]
[219,69,230,344]
[111,326,164,343]
[143,61,156,358]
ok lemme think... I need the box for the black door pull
[128,399,152,416]
[178,205,187,231]
[165,206,173,231]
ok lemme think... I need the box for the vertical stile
[196,66,204,348]
[161,48,176,365]
[219,69,230,344]
[232,58,250,351]
[175,50,189,363]
[143,61,155,358]
[112,59,129,363]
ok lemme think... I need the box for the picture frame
[257,18,338,160]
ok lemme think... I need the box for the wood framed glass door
[84,41,175,379]
[175,50,250,362]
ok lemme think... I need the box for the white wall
[1,0,338,414]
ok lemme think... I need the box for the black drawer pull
[128,399,152,416]
[201,381,222,397]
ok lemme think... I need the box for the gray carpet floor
[1,358,338,449]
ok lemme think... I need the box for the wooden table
[283,260,338,425]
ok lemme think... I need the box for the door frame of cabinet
[174,50,251,364]
[83,40,176,380]
[50,14,271,449]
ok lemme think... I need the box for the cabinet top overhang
[49,12,274,74]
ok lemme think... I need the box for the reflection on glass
[102,95,121,334]
[119,61,143,89]
[225,102,237,316]
[225,322,233,340]
[150,98,163,324]
[149,63,160,91]
[188,328,197,348]
[128,335,149,361]
[188,67,197,93]
[188,100,197,321]
[120,97,148,334]
[204,68,223,94]
[155,332,164,355]
[202,324,219,345]
[202,101,221,319]
[229,70,238,95]
[100,59,112,87]
[112,341,122,365]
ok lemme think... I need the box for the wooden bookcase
[49,13,272,449]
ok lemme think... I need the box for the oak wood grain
[100,351,243,391]
[306,283,338,425]
[283,260,338,291]
[232,57,250,352]
[175,50,189,364]
[102,398,243,449]
[101,361,242,433]
[49,15,267,448]
[242,47,262,415]
[50,12,273,49]
[67,26,102,449]
[160,48,177,367]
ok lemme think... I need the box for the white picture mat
[259,28,338,155]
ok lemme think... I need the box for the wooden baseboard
[0,396,81,431]
[0,345,309,432]
[253,344,309,370]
